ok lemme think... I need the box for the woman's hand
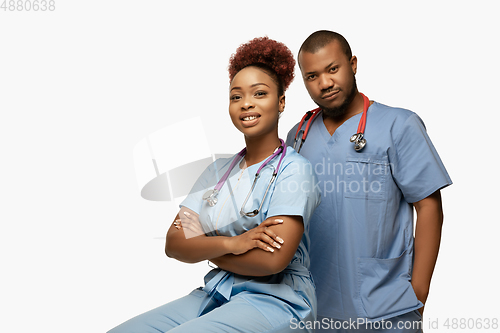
[226,218,285,255]
[174,209,205,239]
[209,215,304,276]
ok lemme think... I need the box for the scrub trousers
[108,288,310,333]
[315,311,423,333]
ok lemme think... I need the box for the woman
[108,37,320,333]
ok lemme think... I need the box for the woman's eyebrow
[250,82,270,88]
[230,82,270,92]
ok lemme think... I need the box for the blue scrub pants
[315,311,423,333]
[108,288,310,333]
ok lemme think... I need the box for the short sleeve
[391,114,452,203]
[179,161,219,214]
[266,154,321,226]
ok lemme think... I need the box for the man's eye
[329,66,338,73]
[306,75,316,81]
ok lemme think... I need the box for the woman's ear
[279,95,285,113]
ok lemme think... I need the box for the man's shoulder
[370,101,417,121]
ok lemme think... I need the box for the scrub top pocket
[344,153,389,200]
[356,249,422,320]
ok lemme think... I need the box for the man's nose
[318,74,334,91]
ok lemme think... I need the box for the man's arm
[412,190,444,315]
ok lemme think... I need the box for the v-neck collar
[317,110,364,144]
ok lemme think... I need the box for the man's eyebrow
[304,61,338,76]
[324,61,338,70]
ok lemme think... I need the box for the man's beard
[319,77,357,119]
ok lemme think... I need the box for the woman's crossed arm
[165,209,303,277]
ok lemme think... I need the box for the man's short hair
[299,30,352,62]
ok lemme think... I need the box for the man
[286,30,452,332]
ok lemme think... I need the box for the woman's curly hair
[228,37,295,96]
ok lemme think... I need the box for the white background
[1,1,499,332]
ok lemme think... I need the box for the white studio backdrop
[0,1,498,332]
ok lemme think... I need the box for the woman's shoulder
[211,153,240,171]
[283,146,313,167]
[280,146,315,178]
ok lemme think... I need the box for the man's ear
[350,55,358,75]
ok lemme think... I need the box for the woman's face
[229,66,285,139]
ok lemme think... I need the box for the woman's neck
[242,132,281,168]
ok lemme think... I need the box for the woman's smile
[240,112,261,127]
[229,66,284,138]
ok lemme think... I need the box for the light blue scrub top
[286,102,452,321]
[180,147,321,326]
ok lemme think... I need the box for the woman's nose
[242,96,254,110]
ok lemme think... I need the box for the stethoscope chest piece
[202,139,287,216]
[202,189,219,207]
[293,93,370,153]
[350,133,366,151]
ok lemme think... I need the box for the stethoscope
[293,93,370,153]
[202,138,287,217]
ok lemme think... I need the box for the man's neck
[323,92,365,136]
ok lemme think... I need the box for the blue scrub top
[286,101,452,321]
[180,147,321,326]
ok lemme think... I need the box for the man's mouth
[322,90,340,99]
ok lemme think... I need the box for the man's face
[299,40,357,118]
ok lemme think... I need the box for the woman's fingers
[176,211,203,231]
[261,218,284,227]
[259,218,285,245]
[229,219,285,255]
[189,224,205,235]
[182,211,200,225]
[254,240,277,253]
[244,218,286,251]
[258,232,282,250]
[183,222,200,233]
[174,213,192,229]
[183,210,194,220]
[174,218,204,235]
[263,226,284,245]
[176,219,205,237]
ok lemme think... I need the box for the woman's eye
[255,91,267,97]
[230,95,241,101]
